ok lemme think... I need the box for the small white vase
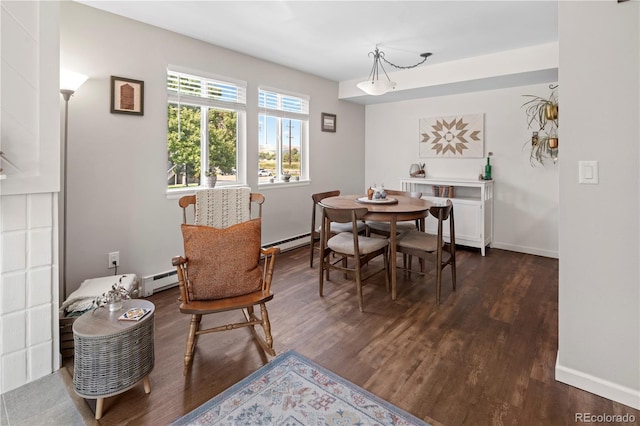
[204,176,217,188]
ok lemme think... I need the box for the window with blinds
[258,88,309,183]
[167,69,246,190]
[168,70,246,109]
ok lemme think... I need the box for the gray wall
[557,1,639,408]
[60,2,365,292]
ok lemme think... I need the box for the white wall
[364,84,559,257]
[556,1,639,409]
[0,0,61,393]
[60,2,365,293]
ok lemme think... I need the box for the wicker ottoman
[73,299,155,420]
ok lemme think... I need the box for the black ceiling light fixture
[357,47,432,96]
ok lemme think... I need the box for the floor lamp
[60,69,88,301]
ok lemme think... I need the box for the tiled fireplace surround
[0,193,59,393]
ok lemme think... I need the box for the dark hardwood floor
[66,246,640,425]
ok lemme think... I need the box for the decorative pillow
[181,218,262,301]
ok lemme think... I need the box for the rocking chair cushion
[181,218,262,300]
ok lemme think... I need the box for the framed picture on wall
[110,76,144,116]
[321,113,336,132]
[419,113,484,158]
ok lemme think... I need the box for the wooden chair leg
[245,303,276,356]
[184,314,201,375]
[309,234,315,268]
[319,254,325,296]
[384,249,390,293]
[451,249,457,292]
[342,256,348,279]
[260,303,275,355]
[355,264,364,312]
[309,231,320,268]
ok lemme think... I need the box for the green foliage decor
[522,85,558,166]
[167,105,237,186]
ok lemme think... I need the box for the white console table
[401,177,493,256]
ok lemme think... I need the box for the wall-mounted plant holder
[522,84,559,166]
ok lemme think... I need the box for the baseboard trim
[555,355,640,410]
[492,241,558,259]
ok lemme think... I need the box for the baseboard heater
[142,235,309,296]
[263,233,310,253]
[142,269,178,296]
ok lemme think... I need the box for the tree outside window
[167,70,245,189]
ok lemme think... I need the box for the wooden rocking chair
[172,189,278,375]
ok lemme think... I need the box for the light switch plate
[579,161,599,184]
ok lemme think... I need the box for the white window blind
[168,70,246,110]
[259,88,309,121]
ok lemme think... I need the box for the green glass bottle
[484,157,492,180]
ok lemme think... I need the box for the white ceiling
[77,0,558,84]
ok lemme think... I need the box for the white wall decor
[419,114,484,158]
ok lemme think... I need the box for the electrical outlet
[108,251,120,268]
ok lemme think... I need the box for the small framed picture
[110,76,144,116]
[321,113,336,132]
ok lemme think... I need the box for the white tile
[28,228,52,267]
[0,272,26,314]
[28,342,52,380]
[28,194,52,228]
[1,311,26,353]
[27,267,52,307]
[1,350,27,393]
[1,195,26,232]
[28,305,51,345]
[1,231,26,272]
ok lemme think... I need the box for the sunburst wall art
[419,114,484,158]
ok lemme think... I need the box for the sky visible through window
[258,90,304,180]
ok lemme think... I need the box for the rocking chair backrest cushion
[181,218,262,300]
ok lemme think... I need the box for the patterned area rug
[172,351,430,425]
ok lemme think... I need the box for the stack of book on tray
[118,307,151,321]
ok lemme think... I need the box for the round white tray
[356,196,398,205]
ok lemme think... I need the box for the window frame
[258,87,309,185]
[167,67,247,192]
